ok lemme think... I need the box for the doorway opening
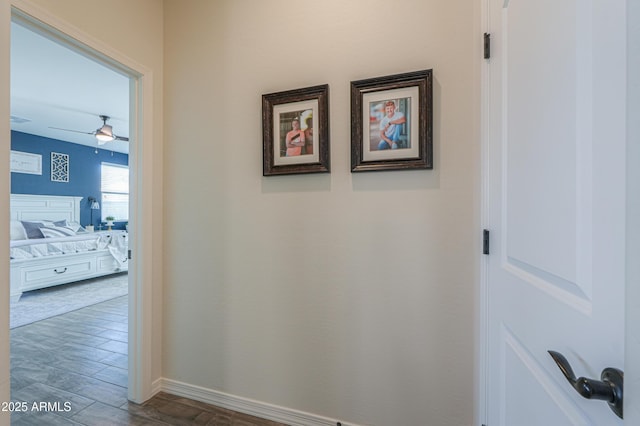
[7,6,149,417]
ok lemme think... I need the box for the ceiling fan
[50,115,129,144]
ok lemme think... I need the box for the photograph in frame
[263,84,330,176]
[351,70,432,172]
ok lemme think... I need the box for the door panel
[486,0,626,424]
[503,328,590,425]
[505,0,580,289]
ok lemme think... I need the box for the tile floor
[10,294,286,425]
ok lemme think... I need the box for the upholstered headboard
[10,194,83,223]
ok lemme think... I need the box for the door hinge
[128,249,132,260]
[484,33,491,59]
[483,229,490,255]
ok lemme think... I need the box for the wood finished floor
[10,294,286,425]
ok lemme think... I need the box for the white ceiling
[10,21,130,154]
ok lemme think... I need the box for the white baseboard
[158,377,349,426]
[151,377,163,396]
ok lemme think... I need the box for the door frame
[1,0,155,404]
[477,0,639,424]
[624,0,640,423]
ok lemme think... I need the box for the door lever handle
[548,350,623,419]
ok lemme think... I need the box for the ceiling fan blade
[48,126,94,135]
[50,116,128,143]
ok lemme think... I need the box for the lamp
[88,196,100,228]
[96,124,115,144]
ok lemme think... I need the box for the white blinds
[101,163,129,193]
[101,163,129,221]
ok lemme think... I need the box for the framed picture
[51,152,69,182]
[262,84,330,176]
[350,69,433,172]
[10,150,42,175]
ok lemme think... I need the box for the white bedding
[107,232,129,267]
[10,231,128,262]
[9,195,128,297]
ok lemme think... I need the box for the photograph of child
[279,109,313,157]
[368,98,410,152]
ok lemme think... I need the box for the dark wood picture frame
[350,70,433,172]
[262,84,330,176]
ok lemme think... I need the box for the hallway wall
[163,1,479,425]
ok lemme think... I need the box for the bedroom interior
[8,15,134,421]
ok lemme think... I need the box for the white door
[484,0,627,424]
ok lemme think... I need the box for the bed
[10,194,128,300]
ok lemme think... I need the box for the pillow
[20,221,45,239]
[10,220,27,240]
[40,226,77,238]
[66,221,84,232]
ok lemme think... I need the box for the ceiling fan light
[96,132,114,143]
[95,124,115,143]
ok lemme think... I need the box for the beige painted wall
[163,1,479,425]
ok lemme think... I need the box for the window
[101,162,129,221]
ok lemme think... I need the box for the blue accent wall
[11,131,129,229]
